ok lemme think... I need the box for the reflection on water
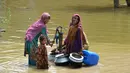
[0,56,101,73]
[0,58,28,73]
[0,0,130,73]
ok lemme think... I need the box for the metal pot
[48,52,55,61]
[54,54,69,66]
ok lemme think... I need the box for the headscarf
[25,12,50,41]
[65,14,82,45]
[64,14,87,45]
[69,14,82,27]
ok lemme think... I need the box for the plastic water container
[82,50,99,66]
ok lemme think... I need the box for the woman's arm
[41,27,52,46]
[76,28,83,53]
[82,31,89,50]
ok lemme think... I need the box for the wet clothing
[64,14,89,54]
[25,27,49,66]
[24,12,50,66]
[65,27,83,54]
[36,44,48,69]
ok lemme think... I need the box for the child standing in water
[36,35,48,69]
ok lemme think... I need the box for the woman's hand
[49,41,54,47]
[83,44,89,50]
[51,40,55,44]
[49,43,53,47]
[79,51,83,56]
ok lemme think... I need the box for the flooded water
[0,0,130,73]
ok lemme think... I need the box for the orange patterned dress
[36,44,48,69]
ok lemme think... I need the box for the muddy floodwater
[0,0,130,73]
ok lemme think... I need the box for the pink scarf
[25,12,50,41]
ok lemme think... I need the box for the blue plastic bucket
[82,50,99,66]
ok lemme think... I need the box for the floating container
[82,50,99,66]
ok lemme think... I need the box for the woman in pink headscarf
[64,14,89,54]
[24,12,52,66]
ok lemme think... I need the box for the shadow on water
[0,28,5,32]
[0,28,5,37]
[56,5,130,14]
